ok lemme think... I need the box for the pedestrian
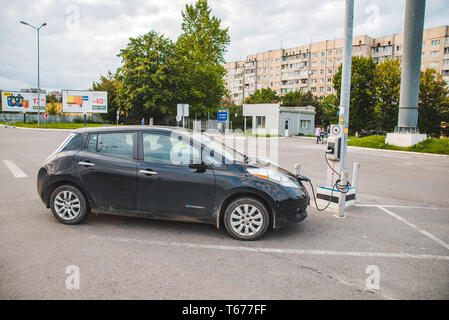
[141,118,145,125]
[315,126,321,144]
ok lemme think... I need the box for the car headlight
[247,167,299,188]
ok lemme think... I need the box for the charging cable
[297,153,352,212]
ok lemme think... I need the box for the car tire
[50,185,89,225]
[223,197,270,241]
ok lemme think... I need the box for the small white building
[242,103,316,136]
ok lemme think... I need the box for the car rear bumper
[37,167,49,207]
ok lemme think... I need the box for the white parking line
[2,160,28,178]
[355,204,438,210]
[88,235,449,261]
[378,206,449,251]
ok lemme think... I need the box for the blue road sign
[217,108,228,122]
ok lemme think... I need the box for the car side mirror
[189,162,207,173]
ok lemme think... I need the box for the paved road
[0,126,448,299]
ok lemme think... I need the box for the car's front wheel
[223,197,270,241]
[50,185,89,224]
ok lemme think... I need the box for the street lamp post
[20,21,47,127]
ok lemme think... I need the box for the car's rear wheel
[223,197,269,241]
[50,185,89,224]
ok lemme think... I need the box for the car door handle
[139,169,158,175]
[78,161,95,167]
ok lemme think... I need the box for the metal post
[20,21,46,127]
[244,116,247,132]
[397,0,426,131]
[338,0,354,217]
[37,28,40,127]
[352,162,360,198]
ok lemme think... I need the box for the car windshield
[196,134,247,164]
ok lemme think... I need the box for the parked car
[37,126,309,240]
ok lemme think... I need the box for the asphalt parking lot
[0,126,448,299]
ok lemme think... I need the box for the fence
[0,112,240,133]
[0,112,104,124]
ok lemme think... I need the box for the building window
[300,120,311,129]
[311,87,316,92]
[430,51,440,58]
[396,45,402,52]
[256,116,265,129]
[431,40,441,46]
[429,62,438,69]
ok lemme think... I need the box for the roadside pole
[337,0,354,217]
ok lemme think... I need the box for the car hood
[241,157,298,180]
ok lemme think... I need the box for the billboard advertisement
[1,91,46,113]
[62,90,107,113]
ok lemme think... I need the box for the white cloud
[0,0,447,92]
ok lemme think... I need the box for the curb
[290,135,448,157]
[1,124,73,132]
[347,145,449,158]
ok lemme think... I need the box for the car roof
[74,125,192,135]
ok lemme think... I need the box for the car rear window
[87,132,133,159]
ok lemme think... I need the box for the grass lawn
[348,135,449,155]
[0,122,109,129]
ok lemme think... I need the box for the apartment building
[225,25,449,105]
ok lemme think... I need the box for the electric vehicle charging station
[314,124,357,211]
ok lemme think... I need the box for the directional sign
[42,113,48,119]
[177,104,189,118]
[217,108,228,122]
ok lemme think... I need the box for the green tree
[281,91,302,106]
[92,70,122,124]
[117,31,179,122]
[333,56,378,134]
[321,94,339,127]
[375,58,401,131]
[175,0,230,117]
[46,102,60,115]
[244,88,280,104]
[282,91,324,126]
[418,69,449,137]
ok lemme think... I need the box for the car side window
[143,132,200,165]
[87,132,133,159]
[87,134,97,152]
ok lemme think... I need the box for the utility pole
[20,21,47,127]
[397,0,426,132]
[337,0,354,217]
[386,0,427,147]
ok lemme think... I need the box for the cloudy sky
[1,0,448,92]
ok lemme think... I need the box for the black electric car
[37,126,309,240]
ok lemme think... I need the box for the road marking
[2,160,28,178]
[378,206,449,251]
[88,235,449,261]
[355,204,439,210]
